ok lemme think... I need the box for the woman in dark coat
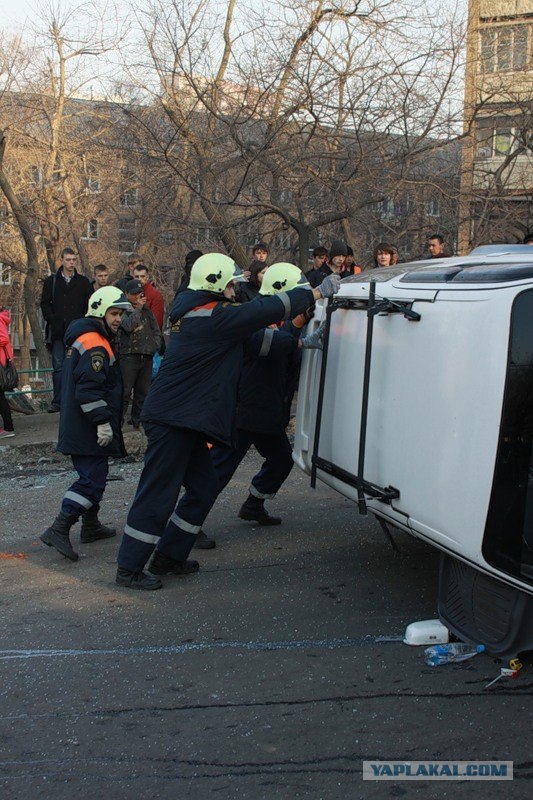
[237,260,268,302]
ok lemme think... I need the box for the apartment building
[459,0,533,251]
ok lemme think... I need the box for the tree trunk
[0,131,51,367]
[199,196,249,268]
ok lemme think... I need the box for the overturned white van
[294,245,533,657]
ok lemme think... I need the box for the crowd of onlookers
[2,231,532,441]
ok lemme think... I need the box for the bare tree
[123,0,466,268]
[0,4,127,365]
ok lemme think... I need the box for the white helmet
[259,263,310,296]
[86,286,132,317]
[188,253,245,293]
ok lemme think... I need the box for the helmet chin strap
[99,317,115,339]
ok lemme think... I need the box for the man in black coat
[115,253,340,590]
[40,248,93,412]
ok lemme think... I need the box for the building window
[475,124,494,160]
[0,263,12,285]
[82,219,99,240]
[494,128,514,157]
[158,229,175,246]
[119,217,137,253]
[474,122,525,160]
[86,168,101,194]
[29,165,43,187]
[426,198,440,217]
[376,197,395,218]
[480,24,531,73]
[120,188,138,207]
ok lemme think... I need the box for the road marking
[0,635,403,661]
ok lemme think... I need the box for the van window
[483,289,533,585]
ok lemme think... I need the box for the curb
[0,431,146,476]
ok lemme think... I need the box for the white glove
[300,322,327,350]
[97,422,113,447]
[317,274,341,298]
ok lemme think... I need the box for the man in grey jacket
[119,280,163,429]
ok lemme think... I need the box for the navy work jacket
[57,317,125,457]
[141,286,315,447]
[237,324,301,435]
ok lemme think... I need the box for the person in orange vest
[40,287,132,562]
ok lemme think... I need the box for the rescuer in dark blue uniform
[116,253,340,590]
[207,263,327,537]
[40,287,132,562]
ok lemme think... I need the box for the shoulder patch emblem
[91,351,106,372]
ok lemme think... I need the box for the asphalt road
[1,447,531,799]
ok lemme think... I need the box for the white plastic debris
[403,619,450,646]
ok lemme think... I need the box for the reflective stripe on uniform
[63,491,93,509]
[80,399,108,413]
[250,484,276,500]
[169,513,202,535]
[183,301,219,319]
[124,523,161,545]
[259,328,274,357]
[183,308,215,318]
[276,291,291,319]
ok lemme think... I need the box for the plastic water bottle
[424,643,485,666]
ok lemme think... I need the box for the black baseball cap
[125,279,143,294]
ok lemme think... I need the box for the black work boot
[40,511,79,561]
[80,505,117,543]
[193,530,216,550]
[115,568,162,590]
[148,550,200,576]
[238,494,281,526]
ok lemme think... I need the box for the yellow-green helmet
[86,286,132,317]
[188,253,245,293]
[259,263,310,296]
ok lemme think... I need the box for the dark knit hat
[329,240,348,258]
[185,249,203,268]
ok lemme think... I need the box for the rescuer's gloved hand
[300,322,327,350]
[317,274,341,298]
[303,305,315,323]
[97,422,113,447]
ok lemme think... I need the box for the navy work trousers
[61,455,109,517]
[210,429,294,500]
[117,423,220,572]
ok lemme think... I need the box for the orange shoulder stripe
[192,301,218,312]
[76,332,114,359]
